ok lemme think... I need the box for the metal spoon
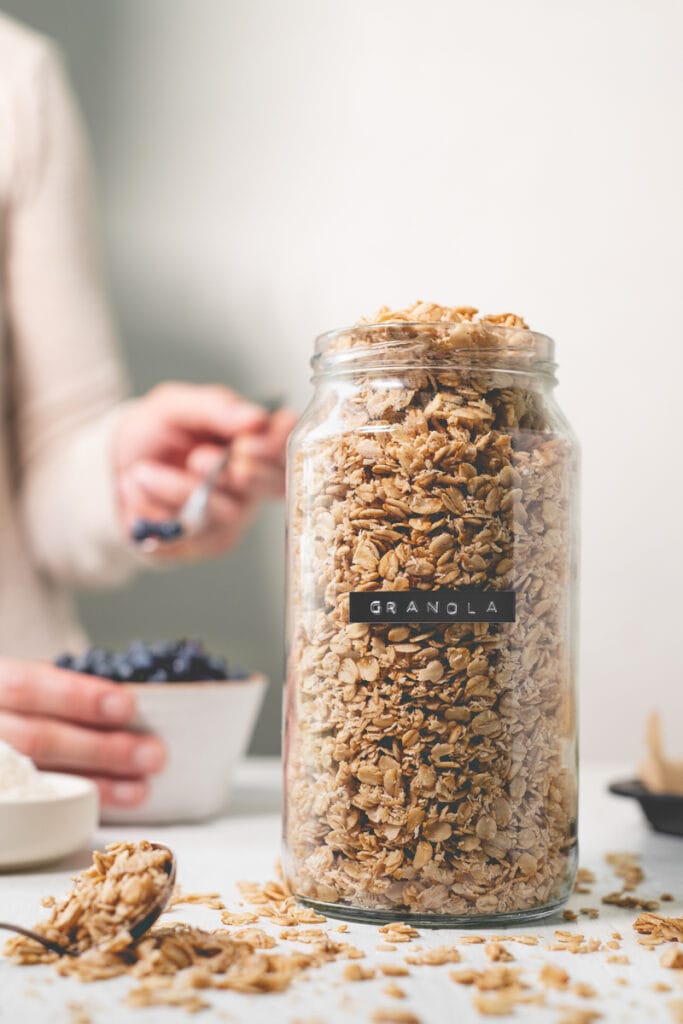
[131,395,284,549]
[0,843,176,957]
[131,446,232,549]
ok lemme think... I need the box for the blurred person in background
[0,14,296,807]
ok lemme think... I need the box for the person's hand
[0,659,165,808]
[113,383,297,560]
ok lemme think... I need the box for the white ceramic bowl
[101,675,267,825]
[0,774,98,871]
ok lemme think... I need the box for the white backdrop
[4,0,682,759]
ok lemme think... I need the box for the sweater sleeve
[6,40,139,587]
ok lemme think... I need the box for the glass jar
[283,313,579,926]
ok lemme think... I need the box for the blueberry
[150,640,175,660]
[109,654,133,681]
[56,639,245,685]
[71,653,92,674]
[171,655,192,680]
[158,520,184,540]
[131,518,155,543]
[207,655,228,680]
[82,647,107,671]
[129,650,154,677]
[131,518,183,544]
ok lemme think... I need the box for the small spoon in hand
[0,843,176,957]
[130,396,284,550]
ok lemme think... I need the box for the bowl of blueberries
[56,640,266,824]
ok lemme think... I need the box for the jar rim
[313,321,556,378]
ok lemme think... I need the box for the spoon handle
[178,447,231,533]
[179,396,283,535]
[0,921,72,956]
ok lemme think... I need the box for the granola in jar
[283,303,579,925]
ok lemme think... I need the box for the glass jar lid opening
[313,321,556,379]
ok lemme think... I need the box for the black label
[349,589,516,624]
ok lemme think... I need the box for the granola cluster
[4,841,172,960]
[284,302,578,919]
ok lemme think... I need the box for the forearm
[19,403,139,587]
[6,42,140,586]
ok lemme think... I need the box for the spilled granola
[4,841,172,960]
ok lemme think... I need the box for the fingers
[126,461,245,518]
[231,407,298,461]
[186,448,285,499]
[186,406,296,497]
[0,710,166,778]
[121,460,253,560]
[0,661,162,809]
[0,659,135,727]
[183,407,295,475]
[229,456,285,498]
[148,383,269,442]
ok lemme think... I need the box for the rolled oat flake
[284,302,579,925]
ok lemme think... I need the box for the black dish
[609,779,683,837]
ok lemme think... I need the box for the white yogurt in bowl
[0,741,57,801]
[0,742,98,870]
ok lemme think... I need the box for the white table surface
[0,759,681,1024]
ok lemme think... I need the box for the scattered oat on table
[634,913,683,945]
[538,962,570,989]
[405,945,461,966]
[342,963,375,981]
[383,981,406,999]
[67,1002,92,1024]
[379,963,410,977]
[605,853,644,892]
[378,923,420,944]
[371,1010,421,1024]
[556,1010,602,1024]
[547,931,602,955]
[660,945,683,969]
[484,941,513,962]
[169,886,225,911]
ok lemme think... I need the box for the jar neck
[312,322,557,387]
[313,364,556,392]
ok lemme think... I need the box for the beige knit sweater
[0,14,137,658]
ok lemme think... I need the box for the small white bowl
[101,675,267,825]
[0,774,98,871]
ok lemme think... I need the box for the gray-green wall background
[3,0,683,761]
